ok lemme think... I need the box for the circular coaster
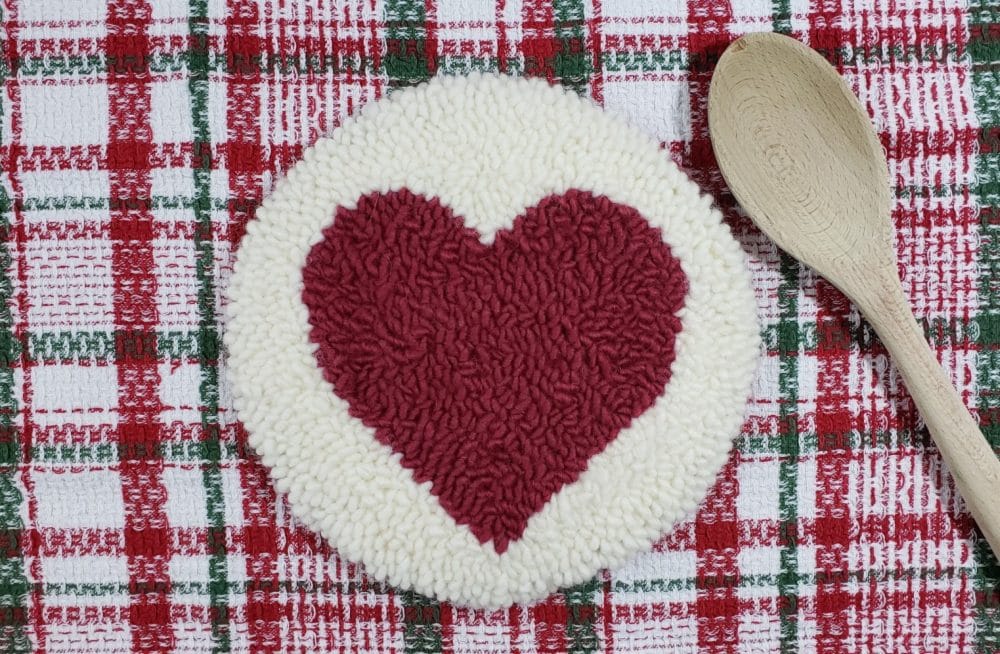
[225,74,760,608]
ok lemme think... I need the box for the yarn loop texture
[225,74,760,607]
[302,188,688,554]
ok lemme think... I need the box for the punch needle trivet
[225,74,760,608]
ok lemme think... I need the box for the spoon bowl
[709,32,894,301]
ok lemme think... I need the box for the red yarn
[302,189,688,553]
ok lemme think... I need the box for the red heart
[302,189,687,553]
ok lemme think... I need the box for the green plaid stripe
[771,0,793,37]
[542,1,589,95]
[25,331,200,364]
[971,0,1000,650]
[399,590,444,653]
[8,44,965,80]
[187,0,231,650]
[30,440,243,466]
[0,263,28,651]
[562,579,601,653]
[769,9,799,652]
[774,254,801,654]
[0,3,28,650]
[384,0,434,86]
[16,52,380,77]
[23,50,975,81]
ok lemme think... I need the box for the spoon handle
[863,281,1000,557]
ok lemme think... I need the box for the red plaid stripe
[239,463,280,650]
[693,460,739,651]
[106,2,174,651]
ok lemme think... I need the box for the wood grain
[708,31,1000,558]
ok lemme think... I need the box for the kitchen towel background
[2,0,999,652]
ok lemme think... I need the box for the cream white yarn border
[225,74,761,608]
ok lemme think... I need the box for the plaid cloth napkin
[2,0,999,652]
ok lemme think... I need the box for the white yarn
[224,74,760,608]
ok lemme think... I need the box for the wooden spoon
[708,32,1000,558]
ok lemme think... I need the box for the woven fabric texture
[1,0,999,652]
